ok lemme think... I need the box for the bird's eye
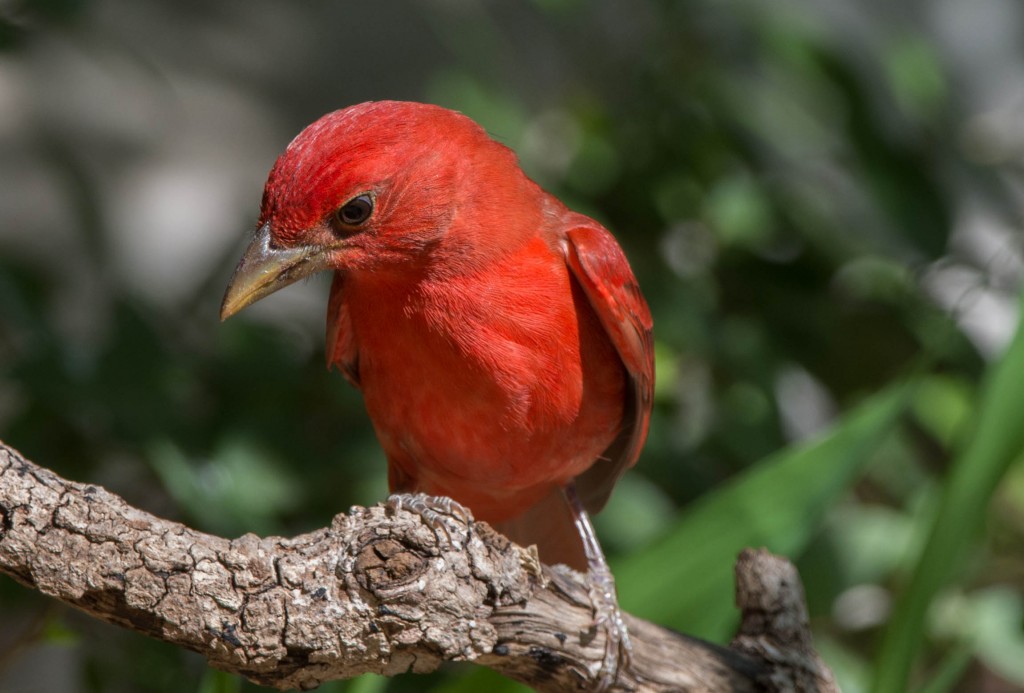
[335,194,374,228]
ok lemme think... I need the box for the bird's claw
[587,558,634,691]
[560,483,634,690]
[385,493,473,549]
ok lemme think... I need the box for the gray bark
[0,440,837,691]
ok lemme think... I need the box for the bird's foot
[562,483,634,691]
[586,557,634,691]
[385,493,473,549]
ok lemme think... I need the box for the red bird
[220,101,653,684]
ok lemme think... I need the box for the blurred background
[1,1,1022,692]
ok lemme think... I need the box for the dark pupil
[339,196,372,225]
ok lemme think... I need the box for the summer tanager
[220,101,653,682]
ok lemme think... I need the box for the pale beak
[220,222,330,321]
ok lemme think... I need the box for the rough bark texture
[0,440,835,691]
[732,549,840,692]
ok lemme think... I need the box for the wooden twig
[0,440,835,691]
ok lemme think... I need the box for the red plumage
[222,100,653,570]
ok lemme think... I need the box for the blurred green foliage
[1,1,1022,692]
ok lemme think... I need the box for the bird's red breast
[333,225,627,522]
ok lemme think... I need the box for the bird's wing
[563,222,655,513]
[326,273,361,387]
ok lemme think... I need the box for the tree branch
[0,440,836,691]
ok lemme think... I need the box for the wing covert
[563,223,654,512]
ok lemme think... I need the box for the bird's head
[220,100,527,320]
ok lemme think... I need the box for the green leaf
[197,669,241,693]
[816,635,871,693]
[431,667,531,693]
[930,587,1024,688]
[913,643,973,693]
[337,674,390,693]
[872,289,1024,693]
[41,615,80,645]
[615,382,912,641]
[148,436,302,536]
